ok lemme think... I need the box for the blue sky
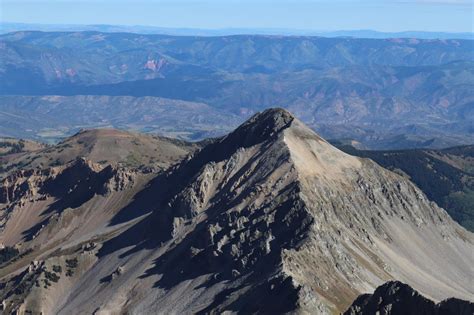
[1,0,472,32]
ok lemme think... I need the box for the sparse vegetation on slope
[338,145,474,231]
[0,128,200,179]
[0,246,19,264]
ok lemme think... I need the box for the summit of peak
[220,108,295,148]
[246,108,295,130]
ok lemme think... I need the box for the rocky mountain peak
[242,108,294,131]
[0,110,472,315]
[221,107,295,148]
[172,108,297,175]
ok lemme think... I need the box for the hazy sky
[1,0,473,32]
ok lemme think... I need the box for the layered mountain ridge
[0,109,472,314]
[0,128,199,179]
[1,32,473,148]
[335,144,474,232]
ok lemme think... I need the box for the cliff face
[0,128,198,180]
[127,108,471,314]
[278,116,473,312]
[344,281,474,315]
[0,109,472,314]
[0,158,145,248]
[1,158,109,205]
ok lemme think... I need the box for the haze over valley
[0,31,473,148]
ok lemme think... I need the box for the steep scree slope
[0,109,472,314]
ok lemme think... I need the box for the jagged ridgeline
[0,109,473,314]
[345,281,474,315]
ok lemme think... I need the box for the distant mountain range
[0,31,473,149]
[1,22,473,39]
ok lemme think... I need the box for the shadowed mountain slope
[345,281,474,315]
[0,109,472,314]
